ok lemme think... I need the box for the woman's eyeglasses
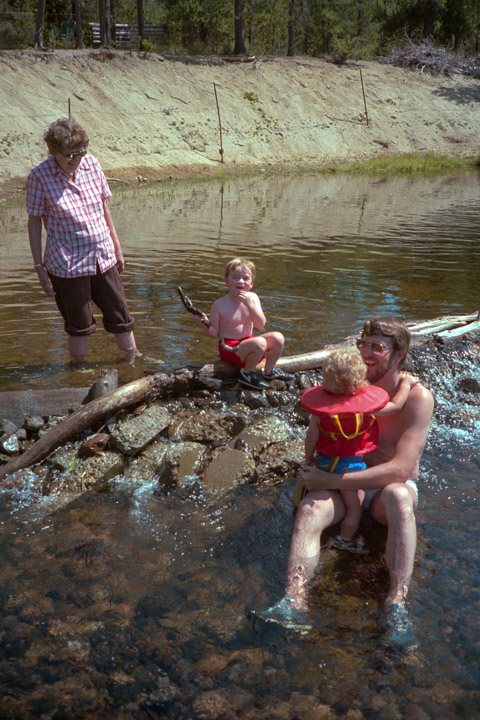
[356,339,392,354]
[63,150,87,160]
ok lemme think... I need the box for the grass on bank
[338,152,478,176]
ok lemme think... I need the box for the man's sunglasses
[356,339,392,354]
[63,150,87,160]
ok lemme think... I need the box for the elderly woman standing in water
[26,117,140,363]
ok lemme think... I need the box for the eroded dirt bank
[1,48,480,197]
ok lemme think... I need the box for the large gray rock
[232,416,294,457]
[168,410,247,444]
[255,441,304,482]
[203,446,255,494]
[110,404,172,456]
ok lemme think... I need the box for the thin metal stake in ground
[213,82,224,163]
[359,69,369,127]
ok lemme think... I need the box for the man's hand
[36,266,55,297]
[299,464,340,492]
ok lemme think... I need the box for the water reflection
[1,171,480,391]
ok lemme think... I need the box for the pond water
[1,170,479,391]
[0,171,480,719]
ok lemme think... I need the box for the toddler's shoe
[238,369,271,391]
[332,534,369,555]
[262,367,294,382]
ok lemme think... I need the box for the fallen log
[0,373,168,482]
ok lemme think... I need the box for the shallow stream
[0,171,479,718]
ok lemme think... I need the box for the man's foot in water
[248,597,312,635]
[381,603,418,652]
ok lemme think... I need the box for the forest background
[1,0,480,61]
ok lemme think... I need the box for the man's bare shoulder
[407,381,434,413]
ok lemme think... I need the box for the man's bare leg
[370,483,418,608]
[286,490,345,608]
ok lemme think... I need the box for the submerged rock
[47,450,125,493]
[232,416,295,457]
[156,441,207,486]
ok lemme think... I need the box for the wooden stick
[360,69,369,127]
[213,82,224,163]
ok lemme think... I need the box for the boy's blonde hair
[224,257,256,282]
[322,346,367,396]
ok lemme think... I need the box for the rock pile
[0,368,316,497]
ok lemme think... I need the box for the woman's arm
[103,200,125,273]
[27,215,54,297]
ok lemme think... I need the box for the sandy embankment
[0,48,479,197]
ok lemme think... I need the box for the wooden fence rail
[89,22,166,48]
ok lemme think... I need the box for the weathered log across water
[0,312,478,482]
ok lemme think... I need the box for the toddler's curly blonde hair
[322,346,367,396]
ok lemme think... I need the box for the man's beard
[366,349,399,383]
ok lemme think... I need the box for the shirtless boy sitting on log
[194,257,293,390]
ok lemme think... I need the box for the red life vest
[301,384,389,457]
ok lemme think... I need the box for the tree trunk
[233,0,248,54]
[74,0,83,49]
[137,0,145,48]
[287,0,295,56]
[34,0,46,48]
[110,0,116,46]
[99,0,112,47]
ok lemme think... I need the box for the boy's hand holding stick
[177,286,211,328]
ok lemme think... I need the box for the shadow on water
[0,173,480,717]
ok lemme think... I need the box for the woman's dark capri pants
[48,264,135,336]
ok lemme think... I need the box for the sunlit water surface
[0,172,479,718]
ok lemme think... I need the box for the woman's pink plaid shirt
[26,154,117,278]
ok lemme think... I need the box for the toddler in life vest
[299,346,418,554]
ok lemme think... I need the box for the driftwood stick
[436,319,480,340]
[408,313,476,334]
[0,373,168,482]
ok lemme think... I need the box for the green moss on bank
[339,152,479,176]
